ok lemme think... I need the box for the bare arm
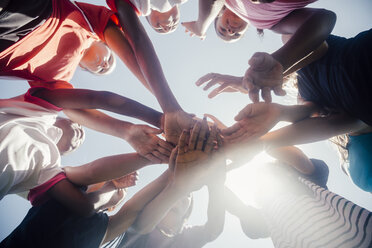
[281,35,329,76]
[32,88,163,128]
[63,153,152,186]
[271,8,336,73]
[103,170,172,243]
[182,0,225,39]
[260,113,367,150]
[113,0,182,112]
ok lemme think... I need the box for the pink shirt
[0,0,115,89]
[225,0,317,30]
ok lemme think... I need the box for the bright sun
[226,151,275,207]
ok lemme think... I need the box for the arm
[282,35,329,76]
[266,146,315,175]
[63,153,152,186]
[182,0,225,39]
[243,8,336,102]
[110,0,182,112]
[224,187,269,239]
[271,8,336,74]
[222,102,319,144]
[103,169,172,243]
[32,88,163,128]
[260,113,367,150]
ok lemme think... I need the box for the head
[157,195,193,235]
[54,117,85,155]
[214,7,248,43]
[79,41,116,75]
[146,5,180,34]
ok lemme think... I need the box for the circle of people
[0,0,371,247]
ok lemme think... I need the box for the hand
[126,124,174,163]
[92,181,126,212]
[243,52,286,103]
[182,21,206,40]
[222,103,282,144]
[173,119,218,191]
[112,171,139,189]
[196,73,247,98]
[164,110,196,145]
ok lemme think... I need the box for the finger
[205,125,217,153]
[195,73,215,86]
[204,114,227,129]
[273,85,286,96]
[152,151,169,162]
[261,87,272,103]
[234,104,253,121]
[188,122,201,150]
[221,123,241,136]
[223,127,250,141]
[208,84,228,98]
[145,154,161,164]
[196,118,209,150]
[158,139,174,152]
[144,126,162,134]
[157,146,172,156]
[203,78,220,91]
[249,89,260,103]
[178,130,189,155]
[169,147,178,171]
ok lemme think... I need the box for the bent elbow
[315,9,337,33]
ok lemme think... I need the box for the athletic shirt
[0,99,63,199]
[0,0,115,89]
[225,0,317,29]
[297,30,372,125]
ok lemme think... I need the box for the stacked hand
[126,124,173,164]
[169,118,224,191]
[196,73,248,98]
[222,102,282,144]
[164,110,196,145]
[243,52,286,102]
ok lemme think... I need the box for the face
[146,6,180,34]
[79,41,115,75]
[216,8,248,42]
[54,118,85,155]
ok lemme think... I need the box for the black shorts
[0,199,109,248]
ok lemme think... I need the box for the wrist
[121,122,135,140]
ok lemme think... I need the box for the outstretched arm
[31,88,163,128]
[224,187,269,239]
[103,169,172,243]
[63,153,152,186]
[244,8,336,102]
[109,0,182,112]
[182,0,225,39]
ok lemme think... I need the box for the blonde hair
[330,134,350,175]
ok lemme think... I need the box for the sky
[0,0,371,247]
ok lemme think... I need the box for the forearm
[278,102,318,123]
[283,41,329,76]
[115,0,182,112]
[203,183,225,241]
[132,180,188,234]
[224,187,248,218]
[260,114,365,150]
[64,153,151,186]
[195,0,225,34]
[271,8,336,73]
[33,88,163,127]
[104,170,172,243]
[63,109,133,140]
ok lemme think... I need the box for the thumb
[144,125,162,134]
[235,104,254,121]
[248,52,266,68]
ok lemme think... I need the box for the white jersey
[0,99,63,199]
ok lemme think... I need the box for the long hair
[330,134,350,175]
